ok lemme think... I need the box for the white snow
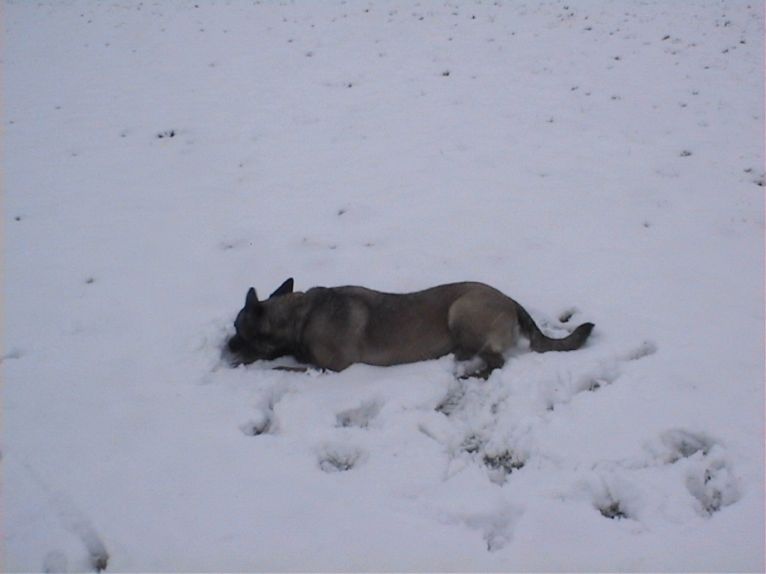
[3,1,764,572]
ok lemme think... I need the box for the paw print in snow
[318,444,365,473]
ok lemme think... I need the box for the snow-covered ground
[3,1,764,571]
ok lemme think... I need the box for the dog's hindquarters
[447,286,594,377]
[447,286,519,372]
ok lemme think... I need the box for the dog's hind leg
[478,350,505,377]
[452,329,507,379]
[457,350,505,380]
[449,298,514,379]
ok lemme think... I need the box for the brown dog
[226,279,594,377]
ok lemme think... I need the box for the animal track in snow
[240,412,272,436]
[426,339,665,496]
[572,363,622,394]
[685,456,740,516]
[436,430,528,485]
[458,432,486,455]
[558,308,578,323]
[240,388,288,436]
[0,348,24,363]
[447,505,522,552]
[652,430,740,516]
[317,444,365,473]
[435,380,467,416]
[658,429,714,463]
[22,462,110,572]
[598,500,629,520]
[577,341,657,392]
[536,340,659,412]
[335,399,382,429]
[620,340,657,362]
[585,429,741,521]
[578,474,640,522]
[482,449,527,485]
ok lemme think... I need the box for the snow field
[3,1,763,571]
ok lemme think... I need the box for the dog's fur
[225,279,594,377]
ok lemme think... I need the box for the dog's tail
[516,303,594,353]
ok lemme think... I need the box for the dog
[225,278,594,378]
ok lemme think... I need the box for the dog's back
[300,282,519,370]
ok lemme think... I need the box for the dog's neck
[274,292,310,343]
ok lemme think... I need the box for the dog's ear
[269,277,294,299]
[245,287,258,309]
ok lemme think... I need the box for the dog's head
[225,278,295,365]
